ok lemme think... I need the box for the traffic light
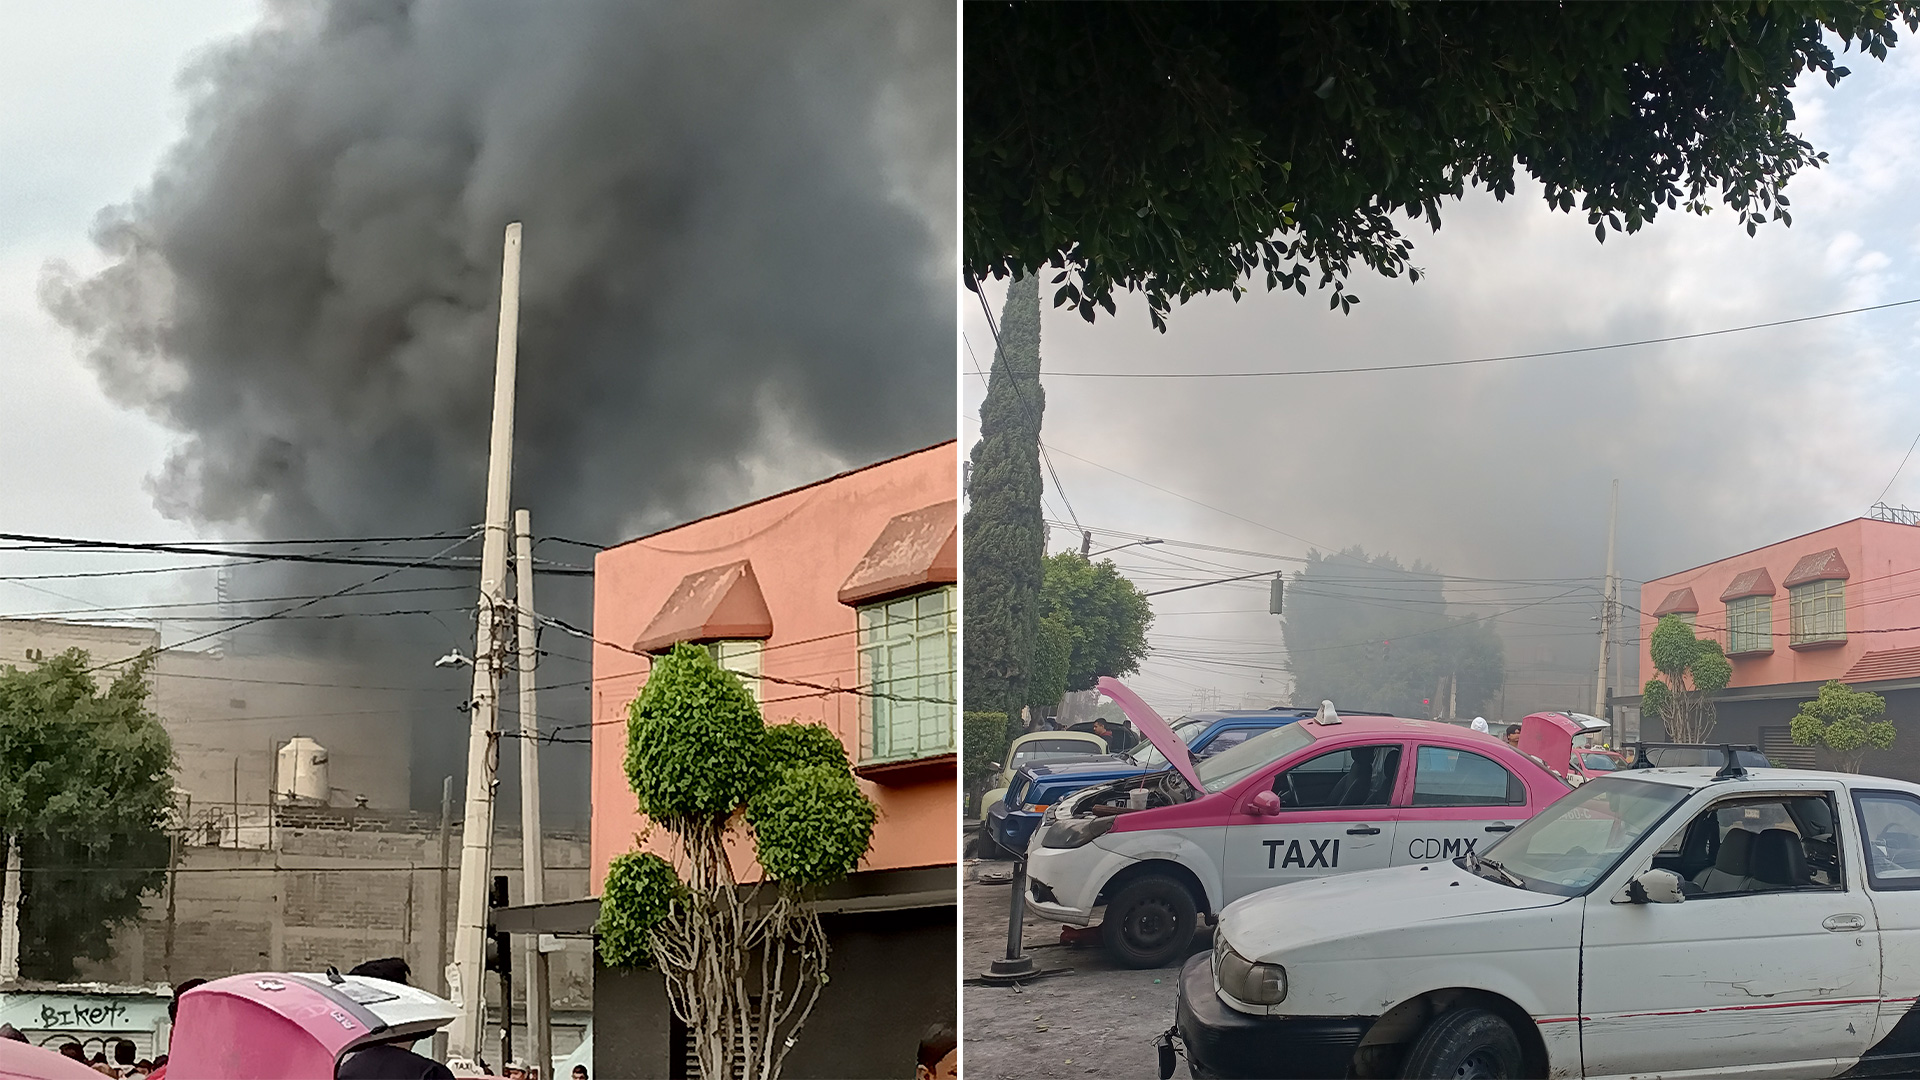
[1269,575,1284,615]
[485,874,512,975]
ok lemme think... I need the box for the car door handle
[1346,825,1381,835]
[1824,913,1867,933]
[1485,823,1514,833]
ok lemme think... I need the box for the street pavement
[963,856,1211,1080]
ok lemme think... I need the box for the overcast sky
[964,38,1920,716]
[0,1,259,621]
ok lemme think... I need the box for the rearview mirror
[1245,790,1283,817]
[1621,868,1686,905]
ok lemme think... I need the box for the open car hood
[1097,677,1203,790]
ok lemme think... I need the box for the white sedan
[1167,760,1920,1079]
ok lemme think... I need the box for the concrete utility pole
[514,508,552,1078]
[449,222,523,1061]
[0,834,21,981]
[1594,480,1619,727]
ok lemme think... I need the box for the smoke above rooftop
[43,0,955,546]
[40,0,955,818]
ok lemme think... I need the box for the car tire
[1101,875,1198,969]
[1400,1006,1524,1079]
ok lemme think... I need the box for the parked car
[1166,756,1920,1079]
[1025,679,1571,967]
[980,729,1109,817]
[986,709,1317,857]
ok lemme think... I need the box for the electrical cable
[1043,296,1920,379]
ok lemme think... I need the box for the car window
[1197,723,1316,793]
[1131,719,1209,769]
[1581,753,1619,772]
[1480,775,1691,896]
[1653,794,1843,896]
[1272,744,1402,810]
[1411,746,1525,807]
[1010,738,1103,769]
[1193,728,1256,761]
[1855,791,1920,891]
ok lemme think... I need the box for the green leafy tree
[1025,614,1072,716]
[0,649,175,981]
[1790,680,1894,773]
[1039,552,1155,694]
[597,645,877,1080]
[963,272,1046,719]
[1641,616,1733,743]
[1281,548,1504,717]
[967,2,1920,330]
[961,711,1012,818]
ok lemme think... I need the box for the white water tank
[277,737,330,804]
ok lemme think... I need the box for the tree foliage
[1025,614,1071,716]
[0,649,175,980]
[1790,679,1894,773]
[1641,616,1733,743]
[1040,552,1155,695]
[598,646,878,1079]
[1281,548,1504,717]
[963,272,1047,717]
[966,2,1920,330]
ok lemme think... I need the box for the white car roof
[1602,766,1920,794]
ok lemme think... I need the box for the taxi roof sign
[1316,700,1341,725]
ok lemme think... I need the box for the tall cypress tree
[963,273,1045,722]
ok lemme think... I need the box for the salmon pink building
[1635,514,1920,776]
[584,440,957,1077]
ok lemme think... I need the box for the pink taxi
[1023,679,1572,967]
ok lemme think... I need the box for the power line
[81,533,483,675]
[965,283,1082,534]
[1044,296,1920,379]
[1878,430,1920,506]
[0,532,592,575]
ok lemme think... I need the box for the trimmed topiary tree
[1791,680,1895,774]
[597,643,877,1080]
[1641,615,1732,744]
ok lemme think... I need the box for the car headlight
[1039,815,1115,849]
[1214,937,1287,1005]
[1023,801,1052,812]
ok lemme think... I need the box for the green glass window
[1725,594,1773,655]
[856,586,956,764]
[1789,579,1845,646]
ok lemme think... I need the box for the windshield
[1011,738,1105,770]
[1478,775,1691,895]
[1130,719,1209,769]
[1580,752,1619,772]
[1195,723,1317,793]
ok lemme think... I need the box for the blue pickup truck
[983,708,1315,856]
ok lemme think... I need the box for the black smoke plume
[42,0,956,822]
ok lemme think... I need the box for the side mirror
[1246,790,1283,817]
[1621,868,1686,905]
[988,762,1002,771]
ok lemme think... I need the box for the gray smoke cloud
[44,0,955,818]
[965,46,1920,717]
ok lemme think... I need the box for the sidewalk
[962,858,1210,1080]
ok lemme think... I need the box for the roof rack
[1627,741,1760,780]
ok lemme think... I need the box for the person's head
[916,1022,957,1080]
[0,1024,25,1043]
[346,957,411,985]
[114,1039,136,1066]
[1091,718,1112,734]
[572,1067,588,1080]
[505,1060,530,1079]
[153,1056,166,1069]
[89,1052,107,1066]
[168,977,209,1026]
[59,1044,84,1061]
[1505,725,1523,747]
